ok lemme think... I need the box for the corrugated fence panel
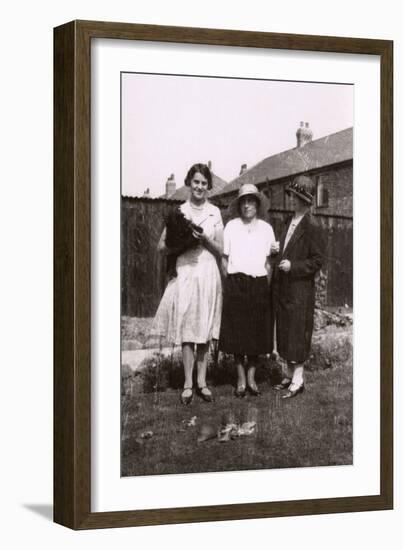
[324,216,353,308]
[122,198,181,317]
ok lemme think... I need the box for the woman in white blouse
[219,183,275,397]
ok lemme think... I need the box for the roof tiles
[218,127,353,197]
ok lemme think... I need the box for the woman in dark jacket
[272,175,324,398]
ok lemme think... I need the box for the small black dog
[164,207,203,278]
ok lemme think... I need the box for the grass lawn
[121,358,352,477]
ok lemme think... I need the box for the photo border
[54,20,393,529]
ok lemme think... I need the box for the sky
[122,73,353,197]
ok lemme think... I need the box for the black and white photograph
[120,72,354,477]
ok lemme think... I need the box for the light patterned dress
[151,200,223,345]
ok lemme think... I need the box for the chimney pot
[296,121,313,147]
[165,174,176,198]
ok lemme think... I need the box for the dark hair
[237,194,260,216]
[184,163,213,190]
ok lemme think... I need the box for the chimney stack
[165,174,176,198]
[296,121,313,147]
[239,163,247,175]
[207,160,212,170]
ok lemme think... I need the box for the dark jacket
[273,213,324,362]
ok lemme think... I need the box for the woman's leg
[196,343,208,388]
[182,342,194,393]
[291,362,304,387]
[196,343,213,401]
[234,354,246,397]
[246,355,261,395]
[246,355,258,386]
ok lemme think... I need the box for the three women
[154,165,323,403]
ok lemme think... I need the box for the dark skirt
[219,273,273,356]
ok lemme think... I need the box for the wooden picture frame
[54,20,393,529]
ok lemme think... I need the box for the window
[316,176,329,208]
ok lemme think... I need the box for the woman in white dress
[152,163,223,404]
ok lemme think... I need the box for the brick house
[213,124,354,309]
[215,125,353,219]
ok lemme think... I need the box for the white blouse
[283,213,305,252]
[224,218,275,277]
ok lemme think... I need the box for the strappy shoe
[234,384,246,398]
[197,386,214,403]
[282,383,305,399]
[273,377,292,391]
[180,387,193,406]
[247,382,261,397]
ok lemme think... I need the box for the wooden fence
[121,197,353,317]
[268,210,353,309]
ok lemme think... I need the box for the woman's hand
[278,259,291,272]
[271,241,280,255]
[192,228,207,244]
[191,225,223,258]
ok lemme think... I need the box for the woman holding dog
[152,163,223,405]
[272,175,324,399]
[219,183,275,397]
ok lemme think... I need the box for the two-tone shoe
[246,382,261,396]
[282,383,305,399]
[197,386,214,403]
[180,387,193,405]
[234,384,246,398]
[273,377,292,391]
